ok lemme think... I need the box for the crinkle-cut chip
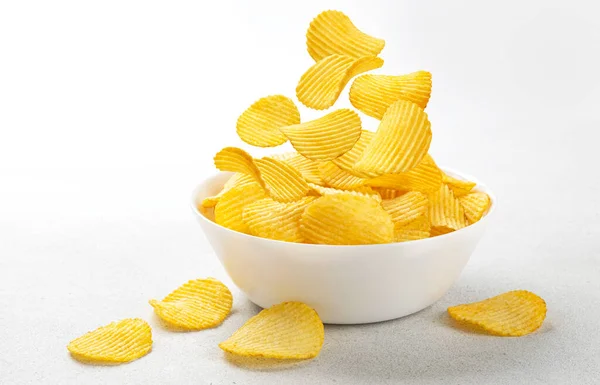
[394,229,430,242]
[366,154,442,192]
[430,226,455,237]
[443,172,476,197]
[318,161,368,189]
[354,100,432,176]
[382,191,428,227]
[393,215,430,242]
[219,302,324,360]
[236,95,300,147]
[201,174,257,208]
[149,278,233,330]
[243,197,317,242]
[279,153,324,185]
[215,184,268,234]
[306,10,385,61]
[254,157,310,202]
[459,191,491,224]
[300,194,393,245]
[296,55,383,110]
[308,183,381,202]
[447,290,547,337]
[280,109,362,160]
[67,318,152,363]
[349,71,432,119]
[373,187,406,200]
[214,147,264,187]
[331,130,375,178]
[429,184,467,231]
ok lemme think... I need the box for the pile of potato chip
[202,10,492,245]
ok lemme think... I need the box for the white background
[1,0,600,384]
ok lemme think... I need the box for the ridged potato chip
[149,278,233,330]
[280,109,362,161]
[308,183,381,202]
[429,184,466,231]
[306,10,385,61]
[366,154,442,192]
[349,71,432,119]
[382,191,428,227]
[297,55,383,110]
[373,187,405,200]
[236,95,300,147]
[443,172,476,197]
[279,152,325,185]
[219,302,324,359]
[459,191,491,224]
[255,157,310,202]
[394,228,430,242]
[201,173,257,208]
[243,196,317,242]
[214,147,264,187]
[448,290,547,336]
[215,183,268,234]
[393,214,430,242]
[300,194,393,245]
[318,161,368,189]
[331,130,375,178]
[67,318,152,363]
[430,226,454,237]
[354,100,432,176]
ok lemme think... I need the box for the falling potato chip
[306,10,385,61]
[443,172,476,197]
[331,130,375,178]
[149,278,233,330]
[278,152,325,185]
[254,157,310,202]
[243,197,317,242]
[366,154,442,192]
[220,302,324,359]
[201,173,257,208]
[236,95,300,147]
[382,191,428,227]
[214,147,264,188]
[297,55,383,110]
[448,290,547,336]
[459,191,491,224]
[318,161,368,189]
[67,318,152,363]
[354,100,432,176]
[280,109,362,161]
[215,183,268,234]
[373,187,406,200]
[300,194,393,245]
[308,183,381,202]
[429,184,467,231]
[349,71,432,119]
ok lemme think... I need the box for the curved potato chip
[306,10,385,61]
[366,154,442,192]
[280,109,362,161]
[373,187,405,200]
[430,226,454,237]
[459,191,491,224]
[279,152,324,185]
[394,229,430,242]
[308,183,381,202]
[254,157,310,202]
[331,130,375,178]
[220,302,324,359]
[349,71,432,119]
[382,191,428,227]
[448,290,547,337]
[243,197,316,242]
[215,183,268,233]
[214,147,264,187]
[149,278,232,330]
[201,174,258,208]
[297,55,383,110]
[236,95,300,147]
[443,172,476,197]
[354,100,432,176]
[67,318,152,363]
[300,194,393,245]
[429,184,466,231]
[318,161,368,189]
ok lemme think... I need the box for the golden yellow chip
[300,194,393,245]
[382,191,428,227]
[243,196,317,242]
[67,318,152,363]
[149,278,233,330]
[448,290,547,336]
[373,187,406,200]
[236,95,300,147]
[201,173,257,208]
[308,183,381,202]
[394,228,430,242]
[429,184,467,231]
[306,10,385,61]
[349,71,432,119]
[354,100,432,176]
[254,157,310,202]
[219,302,324,359]
[215,183,268,234]
[214,147,264,187]
[318,161,368,189]
[297,55,383,110]
[430,226,454,237]
[459,191,491,224]
[366,154,442,192]
[443,172,476,197]
[331,130,375,178]
[280,109,362,161]
[279,152,325,185]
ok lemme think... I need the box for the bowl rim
[191,167,496,248]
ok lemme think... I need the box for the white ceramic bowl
[191,169,495,324]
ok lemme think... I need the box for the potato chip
[394,228,430,242]
[308,183,381,202]
[243,197,316,242]
[279,152,325,185]
[215,183,268,234]
[382,191,428,227]
[149,278,232,330]
[318,161,368,189]
[393,214,430,242]
[354,100,432,176]
[280,109,362,161]
[214,147,264,187]
[430,226,454,237]
[201,173,257,208]
[373,187,405,200]
[297,55,383,110]
[67,318,152,363]
[443,172,476,197]
[236,95,300,147]
[331,130,375,178]
[300,194,393,245]
[306,10,385,61]
[220,302,324,359]
[447,290,547,336]
[429,184,466,231]
[254,157,310,202]
[459,191,491,224]
[349,71,432,119]
[366,154,442,192]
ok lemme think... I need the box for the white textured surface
[2,0,600,384]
